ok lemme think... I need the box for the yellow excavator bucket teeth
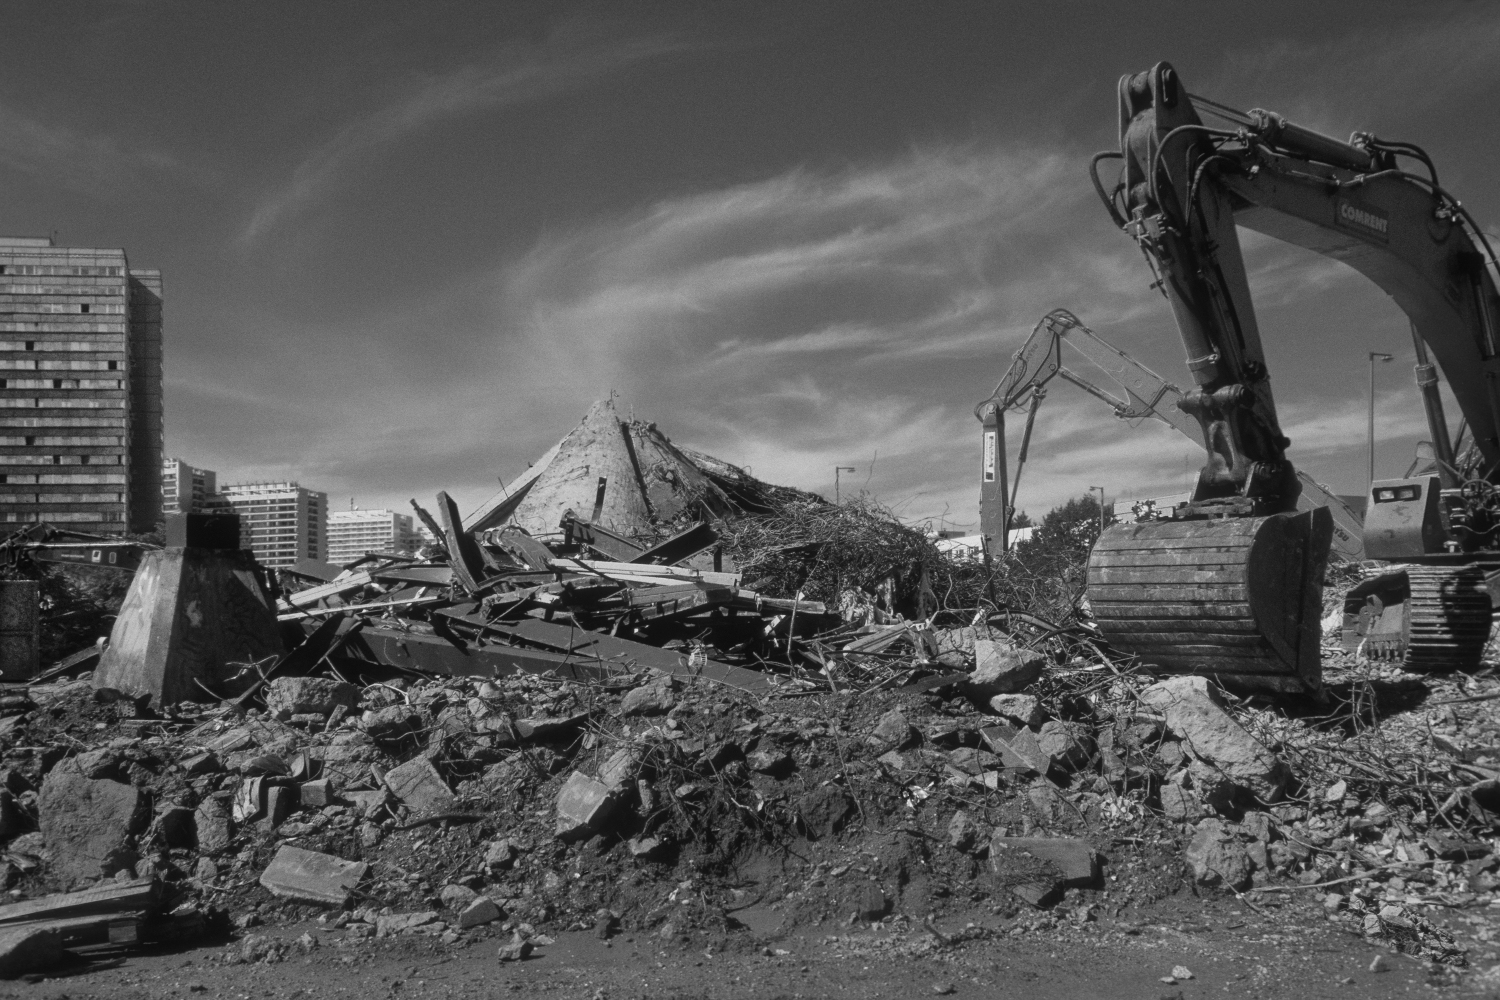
[1085,507,1333,692]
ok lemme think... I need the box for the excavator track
[1344,564,1492,670]
[1405,566,1491,670]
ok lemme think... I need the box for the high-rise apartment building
[161,457,219,515]
[326,508,423,566]
[0,236,162,534]
[220,482,327,568]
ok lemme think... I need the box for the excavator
[975,308,1366,562]
[1024,61,1500,692]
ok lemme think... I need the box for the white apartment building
[326,508,422,566]
[219,481,327,568]
[161,457,218,515]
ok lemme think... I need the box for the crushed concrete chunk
[1185,818,1252,890]
[259,845,369,907]
[966,641,1046,697]
[38,770,150,883]
[869,709,916,750]
[265,677,360,718]
[459,896,503,928]
[989,835,1097,906]
[555,771,614,840]
[620,683,675,717]
[194,792,234,854]
[384,756,457,817]
[1140,676,1287,803]
[987,693,1041,727]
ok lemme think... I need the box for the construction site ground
[0,865,1489,1000]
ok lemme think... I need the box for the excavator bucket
[1085,507,1334,692]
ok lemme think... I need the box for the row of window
[0,266,125,277]
[0,455,121,466]
[1,379,123,390]
[0,400,125,410]
[0,474,127,484]
[0,436,120,446]
[0,418,126,428]
[0,360,121,371]
[0,342,116,353]
[0,512,121,524]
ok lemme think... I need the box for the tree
[1012,494,1114,580]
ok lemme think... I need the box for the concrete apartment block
[326,508,423,566]
[220,481,327,568]
[161,457,220,515]
[0,236,164,535]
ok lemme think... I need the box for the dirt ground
[2,882,1497,1000]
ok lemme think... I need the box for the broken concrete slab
[259,846,369,907]
[620,684,675,717]
[263,785,295,828]
[1037,721,1094,772]
[987,693,1041,728]
[857,884,889,922]
[299,778,336,809]
[965,640,1046,697]
[556,771,614,840]
[265,677,360,718]
[869,709,917,750]
[384,756,458,818]
[459,896,503,929]
[232,776,264,824]
[989,835,1098,906]
[1185,818,1253,890]
[38,770,150,883]
[194,793,234,854]
[597,747,643,792]
[1140,675,1287,803]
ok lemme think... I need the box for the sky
[1,1,1497,532]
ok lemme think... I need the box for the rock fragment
[459,896,503,928]
[796,785,856,840]
[1140,676,1287,802]
[620,683,675,717]
[38,769,150,883]
[259,845,369,907]
[987,693,1041,727]
[383,756,457,817]
[265,677,360,718]
[555,771,614,840]
[869,709,917,750]
[1184,818,1253,890]
[966,641,1047,697]
[989,835,1097,906]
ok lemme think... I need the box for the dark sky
[2,1,1497,528]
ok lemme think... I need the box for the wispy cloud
[0,102,189,198]
[241,32,692,242]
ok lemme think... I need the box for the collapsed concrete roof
[464,398,809,542]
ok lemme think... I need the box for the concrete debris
[555,771,614,840]
[459,896,503,928]
[989,835,1097,906]
[986,693,1041,727]
[5,445,1499,979]
[38,768,150,883]
[1140,676,1288,803]
[258,846,369,907]
[1185,818,1253,890]
[383,756,457,818]
[264,677,360,719]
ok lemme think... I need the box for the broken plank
[0,878,158,926]
[279,571,375,611]
[562,514,645,562]
[548,558,740,587]
[343,626,619,682]
[632,521,718,566]
[437,491,487,593]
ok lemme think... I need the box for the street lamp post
[1089,485,1106,537]
[834,466,856,504]
[1368,352,1394,485]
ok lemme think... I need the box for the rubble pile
[0,580,1490,977]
